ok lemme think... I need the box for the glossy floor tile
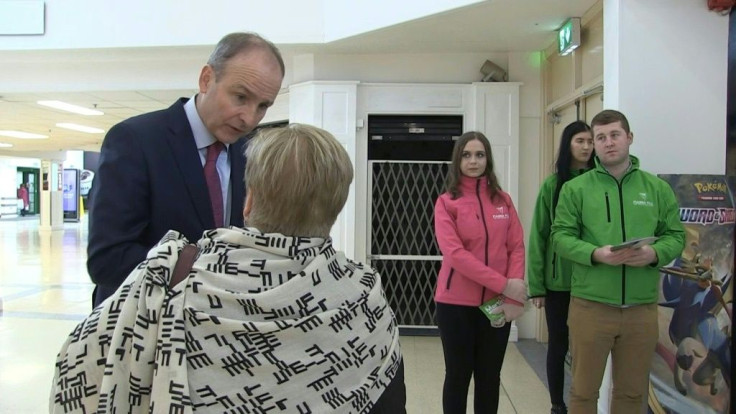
[0,216,552,413]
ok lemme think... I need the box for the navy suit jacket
[87,98,246,306]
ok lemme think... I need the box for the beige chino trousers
[567,296,658,414]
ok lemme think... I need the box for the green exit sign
[558,17,581,56]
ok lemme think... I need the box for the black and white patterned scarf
[50,227,402,413]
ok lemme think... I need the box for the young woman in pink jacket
[434,131,527,414]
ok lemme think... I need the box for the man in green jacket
[551,109,685,414]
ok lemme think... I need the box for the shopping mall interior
[0,1,732,413]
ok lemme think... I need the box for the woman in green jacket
[527,121,594,414]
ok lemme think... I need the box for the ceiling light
[0,130,48,139]
[38,100,104,115]
[0,143,13,148]
[56,123,105,134]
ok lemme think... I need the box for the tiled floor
[0,216,553,413]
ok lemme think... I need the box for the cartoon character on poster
[649,175,733,414]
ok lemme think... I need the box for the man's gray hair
[244,124,353,238]
[207,32,285,78]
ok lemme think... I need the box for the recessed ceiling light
[56,123,105,134]
[0,142,13,148]
[38,100,104,116]
[0,130,48,139]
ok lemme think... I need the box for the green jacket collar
[594,154,640,176]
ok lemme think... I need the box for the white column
[471,82,522,341]
[604,0,728,175]
[597,2,729,412]
[470,82,522,200]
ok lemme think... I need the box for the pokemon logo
[693,182,728,194]
[679,207,735,225]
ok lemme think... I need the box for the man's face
[593,121,633,169]
[197,48,283,144]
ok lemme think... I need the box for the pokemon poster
[650,175,733,414]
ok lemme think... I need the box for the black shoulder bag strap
[169,244,198,288]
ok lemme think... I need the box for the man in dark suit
[87,32,285,307]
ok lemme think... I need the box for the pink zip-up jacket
[434,175,525,306]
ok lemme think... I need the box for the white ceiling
[0,90,198,153]
[0,0,598,155]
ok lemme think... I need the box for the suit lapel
[165,98,214,229]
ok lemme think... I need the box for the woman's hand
[492,303,525,322]
[502,278,527,302]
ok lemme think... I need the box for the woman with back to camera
[50,124,405,413]
[527,120,594,414]
[433,131,527,414]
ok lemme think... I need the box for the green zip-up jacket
[527,169,588,297]
[551,156,685,305]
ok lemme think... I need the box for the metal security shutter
[367,114,462,334]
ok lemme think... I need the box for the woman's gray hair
[207,32,285,78]
[244,124,353,238]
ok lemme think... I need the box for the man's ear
[243,191,253,221]
[628,131,634,145]
[199,65,214,94]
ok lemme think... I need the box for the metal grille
[373,259,441,326]
[370,161,448,256]
[369,161,449,329]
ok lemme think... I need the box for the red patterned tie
[204,142,224,227]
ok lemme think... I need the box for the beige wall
[580,6,604,88]
[531,1,604,342]
[542,1,603,178]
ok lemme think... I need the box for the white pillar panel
[603,0,622,109]
[288,82,317,125]
[321,92,351,134]
[471,83,521,201]
[605,0,728,175]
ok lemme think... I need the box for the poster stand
[63,168,81,222]
[649,174,733,414]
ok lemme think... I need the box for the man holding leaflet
[551,109,685,414]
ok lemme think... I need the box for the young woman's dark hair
[552,121,594,210]
[445,131,502,201]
